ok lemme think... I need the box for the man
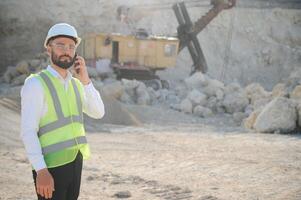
[20,23,105,200]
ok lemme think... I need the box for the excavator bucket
[173,2,208,74]
[173,0,236,74]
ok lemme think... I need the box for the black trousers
[32,152,83,200]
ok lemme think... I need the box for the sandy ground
[0,98,301,200]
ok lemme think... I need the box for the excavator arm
[173,0,236,74]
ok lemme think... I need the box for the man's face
[48,37,77,69]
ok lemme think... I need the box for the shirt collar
[46,65,73,82]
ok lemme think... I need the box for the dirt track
[0,98,301,200]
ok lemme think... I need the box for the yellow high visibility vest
[29,70,90,168]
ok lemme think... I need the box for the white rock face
[254,97,297,133]
[193,105,213,118]
[223,91,249,114]
[187,89,207,106]
[180,98,193,114]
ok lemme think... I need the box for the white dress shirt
[20,65,105,171]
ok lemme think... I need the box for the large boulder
[180,98,193,114]
[136,83,151,105]
[193,105,213,118]
[187,89,207,106]
[120,92,134,104]
[184,72,208,89]
[243,109,261,129]
[103,81,124,100]
[272,83,288,98]
[254,97,297,133]
[223,91,249,114]
[147,87,160,104]
[216,89,224,101]
[206,96,218,112]
[289,85,301,102]
[245,83,271,104]
[175,84,189,99]
[224,82,242,94]
[122,79,140,98]
[252,97,272,110]
[233,112,248,124]
[202,79,224,97]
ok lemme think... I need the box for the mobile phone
[73,53,80,74]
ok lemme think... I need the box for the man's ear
[46,45,51,56]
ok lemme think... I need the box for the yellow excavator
[78,0,236,89]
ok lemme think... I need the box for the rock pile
[1,53,300,134]
[97,70,301,134]
[2,52,50,86]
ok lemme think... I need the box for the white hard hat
[44,23,81,48]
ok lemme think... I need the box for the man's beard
[51,51,76,69]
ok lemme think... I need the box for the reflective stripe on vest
[38,71,86,155]
[42,136,87,154]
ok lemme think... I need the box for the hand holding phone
[72,54,91,85]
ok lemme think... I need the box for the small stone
[113,191,131,198]
[16,60,30,75]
